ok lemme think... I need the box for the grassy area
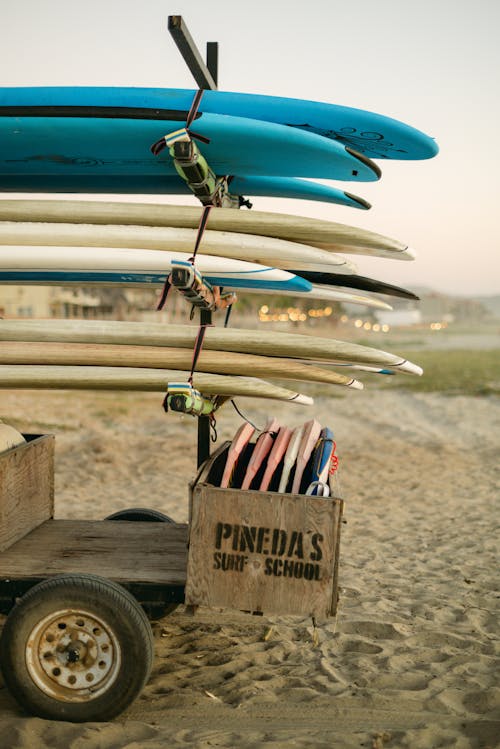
[376,349,500,396]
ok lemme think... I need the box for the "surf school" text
[212,522,324,581]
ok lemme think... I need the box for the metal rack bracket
[168,16,218,468]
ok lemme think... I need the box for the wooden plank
[186,485,343,619]
[0,435,54,552]
[0,520,188,586]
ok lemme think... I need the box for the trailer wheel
[104,509,179,619]
[105,507,175,523]
[0,574,154,722]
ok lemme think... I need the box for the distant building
[0,285,187,322]
[1,285,121,319]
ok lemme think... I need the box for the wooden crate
[186,482,343,619]
[0,434,54,552]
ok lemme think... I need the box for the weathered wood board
[0,519,188,585]
[0,434,54,552]
[186,484,343,619]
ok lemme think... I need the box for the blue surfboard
[0,173,370,209]
[0,87,438,160]
[0,91,381,187]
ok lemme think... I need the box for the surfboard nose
[397,360,423,376]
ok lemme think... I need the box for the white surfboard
[0,221,358,275]
[0,246,390,309]
[0,365,314,405]
[0,200,415,260]
[255,283,392,310]
[0,320,423,375]
[0,245,310,294]
[0,341,364,390]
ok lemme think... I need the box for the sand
[0,385,498,748]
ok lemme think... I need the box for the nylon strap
[156,203,212,311]
[188,204,213,265]
[150,89,210,155]
[184,89,210,144]
[188,324,209,386]
[156,275,172,311]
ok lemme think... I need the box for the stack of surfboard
[0,86,437,404]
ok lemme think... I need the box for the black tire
[0,574,154,722]
[105,509,179,619]
[105,507,175,523]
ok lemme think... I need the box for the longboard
[0,87,438,160]
[0,222,358,275]
[0,246,311,294]
[0,101,381,184]
[294,270,419,300]
[0,200,413,261]
[0,174,371,209]
[0,320,423,375]
[0,342,364,390]
[257,284,392,310]
[0,247,392,310]
[0,365,313,404]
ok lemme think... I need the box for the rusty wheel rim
[26,609,121,702]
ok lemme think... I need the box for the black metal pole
[168,16,217,90]
[167,16,218,467]
[197,415,211,468]
[197,306,213,467]
[206,42,218,87]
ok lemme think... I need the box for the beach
[0,347,498,748]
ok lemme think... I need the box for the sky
[1,0,499,297]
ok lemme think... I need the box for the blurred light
[324,307,332,316]
[382,324,390,332]
[373,323,381,332]
[363,322,372,330]
[354,319,363,328]
[340,315,348,322]
[260,304,269,314]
